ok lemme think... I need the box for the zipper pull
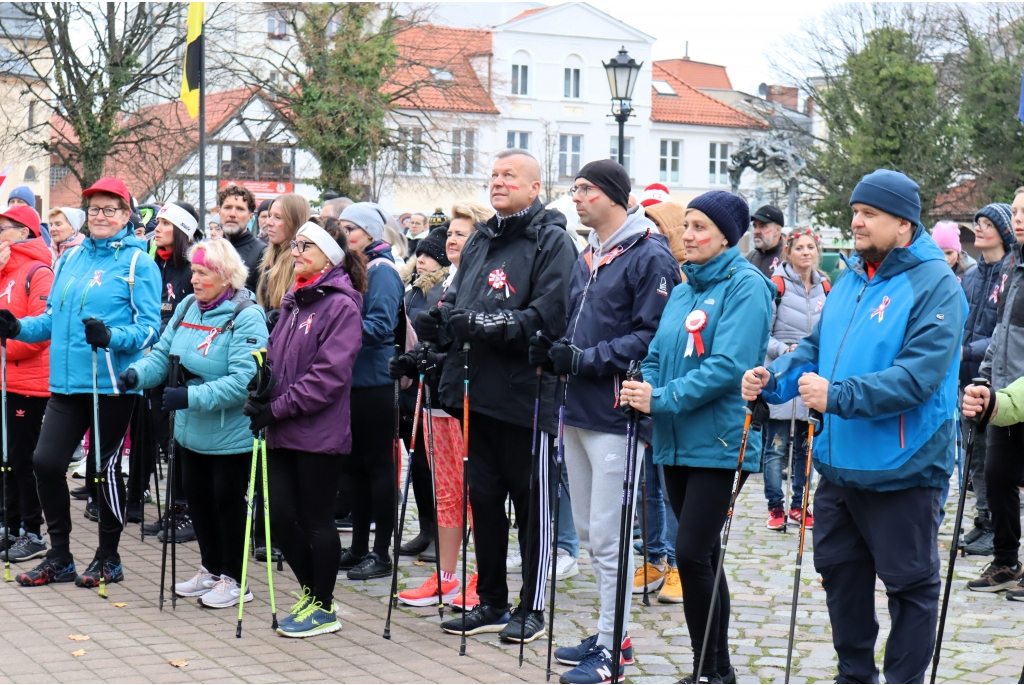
[289,307,299,329]
[856,283,867,302]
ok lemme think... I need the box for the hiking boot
[141,517,163,537]
[199,575,253,608]
[276,600,341,638]
[157,507,195,543]
[75,552,124,588]
[720,666,737,684]
[441,602,510,635]
[767,506,786,531]
[507,549,522,571]
[550,548,579,581]
[338,548,366,571]
[70,485,90,501]
[789,507,813,529]
[398,572,460,607]
[83,500,99,522]
[449,573,480,611]
[399,530,431,556]
[678,675,723,684]
[347,551,392,580]
[2,533,47,562]
[963,529,995,557]
[657,566,683,603]
[558,644,621,684]
[174,566,219,597]
[968,562,1023,592]
[279,586,313,628]
[16,553,76,586]
[255,546,282,563]
[125,505,142,524]
[555,634,634,667]
[632,561,666,594]
[499,606,546,643]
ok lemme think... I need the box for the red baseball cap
[82,177,132,206]
[0,205,41,237]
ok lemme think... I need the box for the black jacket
[156,253,194,332]
[746,241,784,278]
[438,200,576,433]
[960,251,1010,386]
[228,229,268,294]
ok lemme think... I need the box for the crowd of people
[0,145,1019,684]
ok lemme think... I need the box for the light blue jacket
[130,292,268,455]
[643,247,773,472]
[763,225,966,491]
[18,228,161,395]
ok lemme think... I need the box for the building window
[452,129,475,175]
[512,64,529,95]
[609,136,633,177]
[398,127,423,173]
[660,140,681,184]
[219,145,291,181]
[23,166,36,182]
[564,68,580,99]
[507,131,530,151]
[559,134,582,178]
[27,101,35,129]
[709,142,730,185]
[50,164,70,187]
[267,10,287,39]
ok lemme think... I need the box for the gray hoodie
[980,243,1024,391]
[587,204,655,261]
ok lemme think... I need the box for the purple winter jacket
[266,264,364,454]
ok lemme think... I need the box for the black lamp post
[603,46,643,167]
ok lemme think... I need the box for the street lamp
[603,46,642,167]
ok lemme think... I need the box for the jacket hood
[409,265,448,294]
[86,227,148,254]
[364,240,395,263]
[844,223,944,281]
[5,237,52,273]
[588,205,656,259]
[682,245,765,292]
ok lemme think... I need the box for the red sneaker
[398,572,460,607]
[767,507,786,531]
[449,573,479,611]
[789,507,814,529]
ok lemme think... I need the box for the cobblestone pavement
[1,468,1022,683]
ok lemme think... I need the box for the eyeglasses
[290,240,317,253]
[87,206,123,217]
[569,184,600,198]
[0,223,23,231]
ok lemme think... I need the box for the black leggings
[3,394,48,536]
[180,447,249,582]
[985,423,1024,567]
[269,448,343,606]
[33,393,136,557]
[345,385,396,558]
[664,465,747,679]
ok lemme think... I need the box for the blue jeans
[555,460,579,557]
[763,418,811,511]
[642,444,677,567]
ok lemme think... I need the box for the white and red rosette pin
[684,309,709,357]
[488,268,515,298]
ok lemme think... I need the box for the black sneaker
[418,540,438,563]
[963,529,995,557]
[157,507,196,543]
[441,603,511,635]
[399,531,431,556]
[70,485,90,501]
[499,606,547,643]
[125,505,142,524]
[16,553,76,586]
[75,552,124,588]
[1006,577,1024,601]
[254,546,282,562]
[336,515,353,532]
[347,551,392,580]
[338,547,366,571]
[720,666,737,684]
[678,675,723,684]
[141,517,163,536]
[967,562,1023,592]
[2,533,47,562]
[83,500,99,522]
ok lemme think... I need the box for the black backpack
[171,291,261,333]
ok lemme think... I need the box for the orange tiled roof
[655,58,732,90]
[506,7,549,23]
[650,63,764,129]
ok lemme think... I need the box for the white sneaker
[507,549,522,571]
[174,566,219,597]
[71,446,87,478]
[199,575,253,608]
[550,548,579,581]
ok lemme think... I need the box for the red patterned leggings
[423,413,473,529]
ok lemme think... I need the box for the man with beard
[741,169,966,683]
[747,204,785,277]
[216,185,266,293]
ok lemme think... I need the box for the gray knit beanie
[340,202,388,242]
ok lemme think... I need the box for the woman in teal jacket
[121,237,268,609]
[0,178,161,590]
[621,191,772,683]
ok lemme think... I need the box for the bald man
[414,149,576,642]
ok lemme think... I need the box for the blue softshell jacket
[763,224,966,491]
[17,227,161,395]
[354,241,403,389]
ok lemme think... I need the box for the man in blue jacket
[530,159,680,683]
[742,169,966,684]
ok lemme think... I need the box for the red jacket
[1,238,53,396]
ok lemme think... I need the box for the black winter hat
[687,191,750,247]
[974,203,1015,251]
[576,159,631,208]
[415,226,451,267]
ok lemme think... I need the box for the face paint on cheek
[697,237,713,245]
[506,184,520,191]
[588,195,600,204]
[198,278,217,290]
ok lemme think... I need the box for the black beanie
[415,226,451,267]
[686,191,750,247]
[576,159,631,208]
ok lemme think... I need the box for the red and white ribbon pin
[488,268,515,299]
[684,309,709,357]
[870,296,890,322]
[197,329,218,356]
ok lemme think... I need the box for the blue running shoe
[278,586,313,629]
[559,645,624,684]
[556,634,634,666]
[276,600,341,638]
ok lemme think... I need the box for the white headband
[297,221,344,266]
[157,202,198,239]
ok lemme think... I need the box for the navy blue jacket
[563,210,681,435]
[353,241,404,388]
[960,251,1010,386]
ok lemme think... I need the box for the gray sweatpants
[563,425,640,647]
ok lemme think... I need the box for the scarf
[198,288,235,312]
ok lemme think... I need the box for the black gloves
[389,353,417,381]
[414,306,451,343]
[448,309,474,341]
[161,386,189,411]
[416,345,445,378]
[117,369,138,393]
[0,310,21,340]
[82,317,111,348]
[549,342,583,376]
[266,309,281,333]
[246,360,277,402]
[528,333,553,368]
[243,397,275,432]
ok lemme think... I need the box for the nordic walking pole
[168,354,180,610]
[423,376,445,620]
[459,342,471,656]
[930,378,992,683]
[259,427,277,628]
[519,360,545,667]
[784,409,821,682]
[2,340,10,582]
[237,425,259,638]
[694,397,766,682]
[90,342,108,598]
[785,400,796,533]
[545,375,567,680]
[640,455,650,606]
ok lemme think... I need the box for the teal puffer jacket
[642,247,774,472]
[130,292,268,455]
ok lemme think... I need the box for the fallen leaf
[412,560,426,566]
[71,649,87,657]
[112,603,128,608]
[169,660,188,668]
[68,635,90,642]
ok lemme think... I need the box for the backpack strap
[821,279,831,295]
[224,292,259,332]
[127,249,142,295]
[25,263,52,296]
[771,275,785,306]
[172,295,197,330]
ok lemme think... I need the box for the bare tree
[539,119,559,203]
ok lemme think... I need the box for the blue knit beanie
[7,185,35,207]
[686,191,749,247]
[340,202,388,242]
[848,169,921,225]
[974,203,1015,251]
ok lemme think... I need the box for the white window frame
[267,10,287,39]
[559,134,582,178]
[452,129,475,175]
[709,142,730,186]
[507,131,531,151]
[511,63,529,95]
[660,140,681,184]
[564,67,581,99]
[398,127,423,174]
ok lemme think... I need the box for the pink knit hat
[932,221,961,251]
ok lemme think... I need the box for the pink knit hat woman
[932,221,963,271]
